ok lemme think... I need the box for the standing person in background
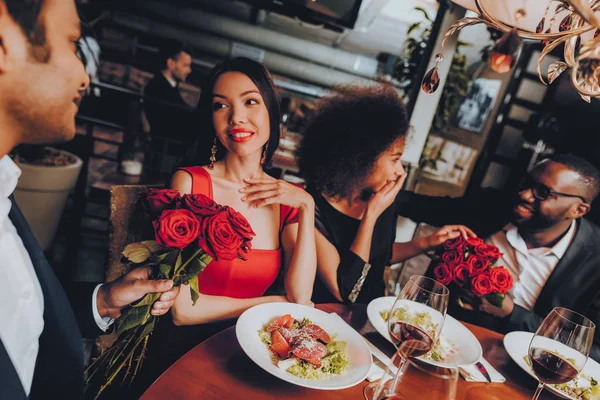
[298,84,474,305]
[142,40,194,179]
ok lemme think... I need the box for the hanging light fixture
[422,0,600,102]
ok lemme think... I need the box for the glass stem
[387,355,409,393]
[531,383,545,400]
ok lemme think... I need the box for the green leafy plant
[393,7,471,133]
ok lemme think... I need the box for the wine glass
[528,307,596,400]
[371,343,458,400]
[364,275,449,399]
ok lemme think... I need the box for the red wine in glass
[529,348,579,384]
[389,321,433,358]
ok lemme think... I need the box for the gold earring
[260,141,268,166]
[209,138,217,169]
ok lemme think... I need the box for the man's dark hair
[547,153,600,202]
[298,84,409,199]
[158,40,193,70]
[5,0,46,46]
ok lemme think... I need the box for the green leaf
[414,6,432,22]
[173,253,212,286]
[407,22,420,36]
[484,292,505,308]
[141,240,162,253]
[188,275,200,306]
[122,243,153,264]
[173,251,184,275]
[158,263,173,279]
[130,292,161,307]
[115,305,151,335]
[139,317,156,338]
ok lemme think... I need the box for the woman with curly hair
[298,84,474,304]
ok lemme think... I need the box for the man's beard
[513,210,562,231]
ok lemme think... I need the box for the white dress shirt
[162,71,177,88]
[0,155,111,395]
[486,220,576,311]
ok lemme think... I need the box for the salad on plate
[258,314,350,380]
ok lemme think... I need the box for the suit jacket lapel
[535,219,593,313]
[8,196,84,399]
[0,338,27,400]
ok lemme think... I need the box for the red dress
[179,167,299,298]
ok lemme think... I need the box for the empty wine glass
[364,275,449,399]
[370,343,458,400]
[528,307,595,400]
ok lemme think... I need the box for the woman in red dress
[169,57,316,324]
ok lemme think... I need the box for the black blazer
[395,189,600,362]
[143,73,194,142]
[0,198,97,399]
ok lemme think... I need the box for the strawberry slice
[290,337,328,369]
[270,330,290,359]
[301,324,331,344]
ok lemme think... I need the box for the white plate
[366,296,482,367]
[504,331,600,400]
[236,303,372,390]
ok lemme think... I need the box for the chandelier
[421,0,600,102]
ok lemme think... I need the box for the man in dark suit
[0,1,180,399]
[143,40,193,141]
[396,154,600,362]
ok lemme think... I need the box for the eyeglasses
[518,176,587,203]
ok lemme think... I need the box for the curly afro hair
[298,84,409,199]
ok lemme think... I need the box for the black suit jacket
[143,73,194,142]
[395,189,600,362]
[0,198,98,399]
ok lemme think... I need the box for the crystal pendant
[559,14,572,32]
[536,17,545,33]
[490,30,522,73]
[421,67,440,94]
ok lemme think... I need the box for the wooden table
[141,304,554,399]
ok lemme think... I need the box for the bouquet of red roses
[432,236,513,309]
[85,188,254,398]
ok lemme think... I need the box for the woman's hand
[365,173,407,219]
[240,178,314,211]
[422,225,476,250]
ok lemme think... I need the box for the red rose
[433,263,453,285]
[225,207,255,241]
[182,194,222,217]
[144,188,181,215]
[466,237,483,246]
[471,273,493,297]
[489,266,513,294]
[153,209,201,249]
[198,211,246,261]
[466,255,490,276]
[453,263,472,287]
[441,250,462,265]
[474,243,502,262]
[443,236,465,251]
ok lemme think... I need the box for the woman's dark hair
[298,84,408,199]
[183,57,280,168]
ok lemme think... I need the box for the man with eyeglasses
[396,153,600,362]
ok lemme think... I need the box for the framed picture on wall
[455,78,502,133]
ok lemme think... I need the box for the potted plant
[12,145,83,251]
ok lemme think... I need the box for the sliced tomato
[269,330,290,359]
[301,324,331,344]
[266,314,296,332]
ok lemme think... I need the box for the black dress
[310,188,400,304]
